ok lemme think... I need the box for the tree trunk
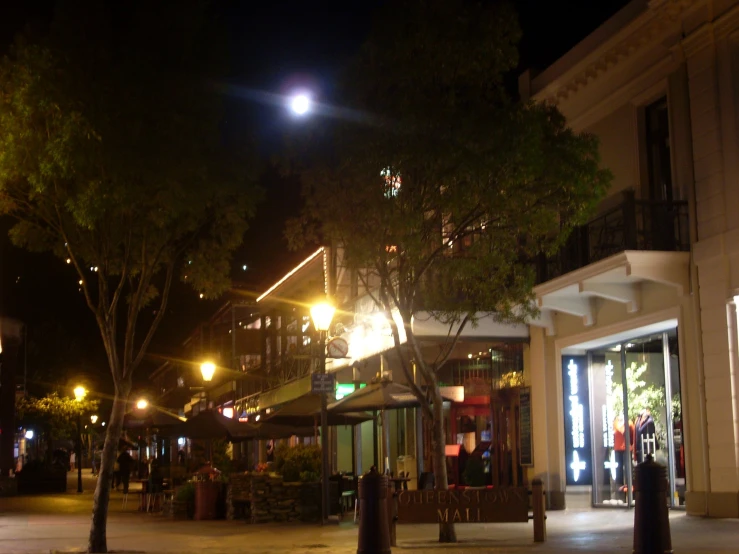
[431,391,456,543]
[87,384,129,553]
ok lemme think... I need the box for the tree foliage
[0,1,259,551]
[16,392,99,442]
[288,0,611,542]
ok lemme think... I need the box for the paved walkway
[0,473,737,553]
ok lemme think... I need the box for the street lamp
[90,415,98,424]
[73,385,87,493]
[310,301,336,524]
[200,361,216,382]
[136,398,148,410]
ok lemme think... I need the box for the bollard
[357,468,391,554]
[532,478,546,543]
[386,481,397,547]
[633,455,673,554]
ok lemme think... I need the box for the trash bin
[195,481,220,520]
[193,463,221,521]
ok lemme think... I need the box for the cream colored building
[519,0,739,517]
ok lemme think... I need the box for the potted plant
[172,481,196,519]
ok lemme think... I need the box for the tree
[288,0,611,542]
[16,393,99,462]
[0,2,259,551]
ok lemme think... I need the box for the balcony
[537,190,690,283]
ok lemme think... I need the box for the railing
[537,190,690,283]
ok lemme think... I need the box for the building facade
[520,0,739,518]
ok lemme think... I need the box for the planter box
[17,471,66,494]
[171,499,194,520]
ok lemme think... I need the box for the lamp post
[73,385,87,493]
[89,415,98,474]
[310,301,336,524]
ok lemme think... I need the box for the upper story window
[381,168,401,198]
[645,97,673,202]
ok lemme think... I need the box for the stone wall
[227,473,322,523]
[251,474,301,523]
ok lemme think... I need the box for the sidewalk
[1,478,738,553]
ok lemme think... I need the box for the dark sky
[0,0,632,390]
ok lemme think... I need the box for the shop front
[527,251,698,512]
[561,327,684,509]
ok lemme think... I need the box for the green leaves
[16,393,100,441]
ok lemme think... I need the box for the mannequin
[613,414,634,492]
[634,409,658,462]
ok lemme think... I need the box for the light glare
[290,94,311,115]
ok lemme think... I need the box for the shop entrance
[450,389,525,488]
[562,328,684,509]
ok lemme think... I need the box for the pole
[320,330,330,524]
[77,412,83,493]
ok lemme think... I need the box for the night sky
[0,0,631,393]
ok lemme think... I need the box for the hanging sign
[311,373,336,393]
[519,387,533,467]
[562,356,592,485]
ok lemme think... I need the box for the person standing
[116,449,134,494]
[70,451,76,471]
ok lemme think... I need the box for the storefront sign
[311,373,336,393]
[562,356,592,485]
[396,487,529,524]
[519,387,533,466]
[439,385,465,403]
[602,360,615,448]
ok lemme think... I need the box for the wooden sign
[396,487,529,524]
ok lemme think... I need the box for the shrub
[273,443,321,482]
[175,481,196,503]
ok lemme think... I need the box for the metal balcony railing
[537,190,690,283]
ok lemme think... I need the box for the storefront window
[563,328,683,509]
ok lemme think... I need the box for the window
[645,98,673,202]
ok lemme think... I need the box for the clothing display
[613,417,635,453]
[612,417,634,487]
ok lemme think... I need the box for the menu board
[519,387,533,466]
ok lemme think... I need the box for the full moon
[290,94,311,115]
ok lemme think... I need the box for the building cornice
[534,0,698,105]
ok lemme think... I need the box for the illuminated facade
[520,0,739,517]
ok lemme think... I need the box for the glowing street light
[90,414,98,424]
[310,303,336,333]
[136,398,148,410]
[200,361,216,382]
[290,93,311,116]
[73,386,87,401]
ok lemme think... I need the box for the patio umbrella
[176,409,312,442]
[262,394,373,427]
[123,408,185,430]
[327,380,449,413]
[327,380,451,474]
